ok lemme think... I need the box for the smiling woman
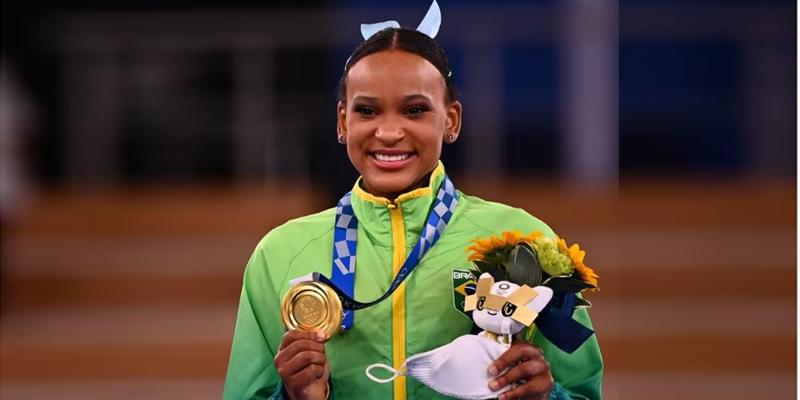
[338,47,461,200]
[223,15,602,400]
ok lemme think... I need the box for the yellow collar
[349,161,447,246]
[352,161,445,205]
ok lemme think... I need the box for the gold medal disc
[281,281,343,337]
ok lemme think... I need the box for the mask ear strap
[366,363,407,383]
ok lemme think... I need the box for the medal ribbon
[319,174,458,330]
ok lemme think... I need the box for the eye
[501,302,517,317]
[405,105,429,116]
[476,296,486,311]
[355,105,377,118]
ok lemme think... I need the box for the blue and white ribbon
[360,0,441,40]
[319,174,458,330]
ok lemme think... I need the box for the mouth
[369,151,416,170]
[487,311,497,316]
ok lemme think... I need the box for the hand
[487,340,554,400]
[274,330,330,400]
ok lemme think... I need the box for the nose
[374,118,405,144]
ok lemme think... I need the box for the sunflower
[467,231,599,291]
[467,230,543,262]
[558,237,599,289]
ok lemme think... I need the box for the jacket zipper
[388,202,407,400]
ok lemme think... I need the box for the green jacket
[223,163,603,400]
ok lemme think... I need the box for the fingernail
[488,365,498,376]
[316,331,326,341]
[489,380,499,390]
[497,394,506,400]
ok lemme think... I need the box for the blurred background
[0,0,795,399]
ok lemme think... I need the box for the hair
[337,28,458,103]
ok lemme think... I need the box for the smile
[369,151,417,170]
[374,153,411,162]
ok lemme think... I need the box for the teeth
[375,153,409,162]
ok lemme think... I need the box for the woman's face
[338,50,462,199]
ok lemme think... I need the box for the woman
[223,27,603,400]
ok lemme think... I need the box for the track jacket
[223,162,603,400]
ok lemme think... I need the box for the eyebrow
[352,95,379,103]
[351,94,433,103]
[402,94,433,103]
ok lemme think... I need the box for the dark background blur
[1,0,795,399]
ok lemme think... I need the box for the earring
[445,134,456,143]
[338,134,346,144]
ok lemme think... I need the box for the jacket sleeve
[223,241,285,400]
[532,306,604,400]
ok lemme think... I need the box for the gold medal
[281,281,343,338]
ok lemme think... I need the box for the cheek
[344,123,371,153]
[344,140,366,175]
[473,310,501,332]
[473,310,489,329]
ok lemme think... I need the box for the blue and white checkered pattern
[326,175,458,330]
[418,177,458,256]
[333,194,358,276]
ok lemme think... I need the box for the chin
[364,174,418,198]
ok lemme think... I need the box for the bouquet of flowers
[466,231,599,351]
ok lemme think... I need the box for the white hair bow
[360,0,442,40]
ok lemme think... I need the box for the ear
[475,272,494,296]
[478,272,494,286]
[444,100,462,142]
[337,101,347,138]
[526,286,553,313]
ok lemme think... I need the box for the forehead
[346,50,446,100]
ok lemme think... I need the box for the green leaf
[544,276,596,292]
[507,244,543,287]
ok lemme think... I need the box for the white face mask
[366,334,510,400]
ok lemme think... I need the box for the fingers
[279,329,327,350]
[275,330,331,399]
[496,373,554,400]
[275,337,326,365]
[286,363,327,388]
[489,358,548,391]
[277,349,328,378]
[489,342,552,400]
[488,342,544,376]
[274,330,329,381]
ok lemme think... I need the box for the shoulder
[252,207,336,262]
[456,192,557,238]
